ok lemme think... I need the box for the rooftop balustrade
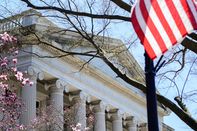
[0,9,41,32]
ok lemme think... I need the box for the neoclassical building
[0,10,174,131]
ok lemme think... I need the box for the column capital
[93,101,107,113]
[111,110,124,121]
[52,80,66,93]
[122,113,130,120]
[27,66,44,80]
[45,79,69,93]
[69,91,90,103]
[139,122,148,131]
[126,116,137,127]
[56,79,68,92]
[139,122,147,127]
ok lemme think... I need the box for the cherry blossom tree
[0,32,33,130]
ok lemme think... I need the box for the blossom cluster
[26,102,95,131]
[0,32,33,89]
[70,123,91,131]
[0,32,32,130]
[64,103,95,131]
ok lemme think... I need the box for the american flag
[131,0,197,59]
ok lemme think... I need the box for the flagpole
[144,51,159,131]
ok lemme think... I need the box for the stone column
[20,67,44,126]
[140,123,148,131]
[127,117,137,131]
[71,92,88,131]
[111,111,123,131]
[93,102,106,131]
[158,119,163,131]
[49,80,66,131]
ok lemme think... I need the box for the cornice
[35,43,167,116]
[19,25,168,116]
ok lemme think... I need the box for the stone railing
[0,9,41,32]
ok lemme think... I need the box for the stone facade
[0,10,174,131]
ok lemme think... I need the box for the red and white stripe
[131,0,197,59]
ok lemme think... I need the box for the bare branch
[19,49,100,58]
[110,0,132,12]
[180,57,197,98]
[20,0,130,21]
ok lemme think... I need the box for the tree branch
[110,0,132,12]
[20,0,130,21]
[158,95,196,130]
[21,0,197,53]
[181,33,197,54]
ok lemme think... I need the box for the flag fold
[131,0,197,59]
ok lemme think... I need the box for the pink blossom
[71,123,82,131]
[15,71,23,81]
[0,32,9,43]
[76,123,82,127]
[11,67,17,72]
[0,82,8,89]
[14,50,18,55]
[12,58,17,64]
[19,125,25,130]
[29,81,34,86]
[10,36,17,43]
[0,74,7,80]
[22,78,29,85]
[0,57,8,67]
[0,32,17,43]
